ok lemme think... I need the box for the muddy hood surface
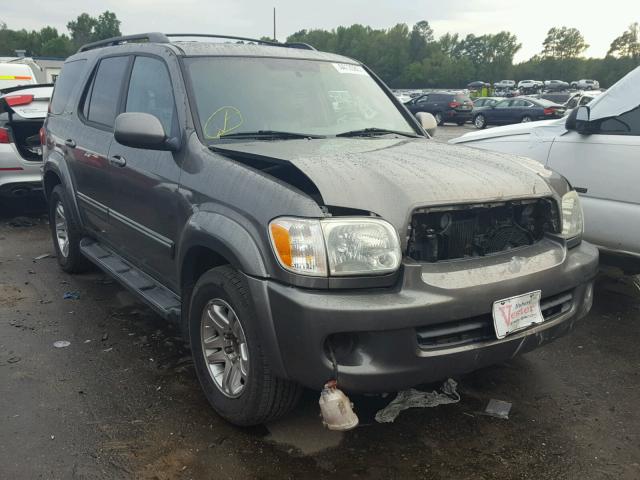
[214,138,553,230]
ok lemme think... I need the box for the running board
[80,238,181,322]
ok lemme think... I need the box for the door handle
[109,155,127,167]
[65,139,76,148]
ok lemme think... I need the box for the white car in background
[0,84,53,198]
[450,66,640,271]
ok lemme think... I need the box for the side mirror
[416,112,437,137]
[114,112,176,151]
[574,106,591,134]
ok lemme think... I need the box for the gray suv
[42,33,599,426]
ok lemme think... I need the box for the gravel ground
[1,128,639,479]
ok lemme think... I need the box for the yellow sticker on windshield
[203,106,244,139]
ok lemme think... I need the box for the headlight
[561,190,584,239]
[269,217,401,277]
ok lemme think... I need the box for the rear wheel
[521,115,533,123]
[434,112,444,126]
[474,114,487,129]
[49,185,91,273]
[189,266,302,425]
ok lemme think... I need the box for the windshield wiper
[218,130,326,140]
[336,127,419,138]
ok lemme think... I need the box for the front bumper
[246,239,598,392]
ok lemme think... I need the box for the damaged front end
[407,198,561,262]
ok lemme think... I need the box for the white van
[0,63,38,89]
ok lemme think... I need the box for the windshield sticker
[332,63,367,75]
[203,106,244,139]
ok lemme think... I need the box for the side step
[80,238,181,322]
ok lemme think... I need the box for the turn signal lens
[269,218,327,276]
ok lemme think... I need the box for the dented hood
[214,138,552,229]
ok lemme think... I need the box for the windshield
[185,56,416,141]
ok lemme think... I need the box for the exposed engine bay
[408,198,560,262]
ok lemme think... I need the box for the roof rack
[78,32,316,53]
[78,32,170,52]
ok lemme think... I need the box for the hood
[449,118,566,144]
[588,65,640,120]
[213,138,553,230]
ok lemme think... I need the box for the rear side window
[84,56,129,127]
[50,60,87,115]
[125,56,176,134]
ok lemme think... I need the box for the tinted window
[596,106,640,136]
[125,57,176,134]
[416,95,429,104]
[430,94,451,101]
[85,56,129,127]
[50,60,87,115]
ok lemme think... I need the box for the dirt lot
[1,126,639,479]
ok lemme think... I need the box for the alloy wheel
[54,201,69,258]
[201,299,249,398]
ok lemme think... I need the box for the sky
[2,0,639,62]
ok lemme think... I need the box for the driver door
[547,105,640,255]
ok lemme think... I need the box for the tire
[521,115,533,123]
[434,112,444,126]
[474,114,487,129]
[189,266,302,426]
[49,185,91,273]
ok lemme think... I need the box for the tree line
[287,22,640,88]
[1,12,638,89]
[0,12,121,57]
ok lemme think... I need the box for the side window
[495,100,511,108]
[511,99,526,107]
[49,60,87,115]
[595,106,640,136]
[125,56,177,134]
[417,95,429,104]
[83,56,129,127]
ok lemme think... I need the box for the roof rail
[166,34,316,50]
[78,32,170,53]
[78,32,317,54]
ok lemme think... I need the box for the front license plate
[492,290,544,339]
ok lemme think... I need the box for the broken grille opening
[416,290,573,351]
[407,198,560,262]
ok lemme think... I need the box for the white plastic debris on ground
[483,399,512,419]
[375,378,460,423]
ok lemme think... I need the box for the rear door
[547,105,640,255]
[106,55,183,287]
[71,55,131,239]
[489,99,512,124]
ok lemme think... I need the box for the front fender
[177,211,269,283]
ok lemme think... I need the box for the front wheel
[521,115,533,123]
[189,266,302,426]
[474,114,487,129]
[49,185,91,273]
